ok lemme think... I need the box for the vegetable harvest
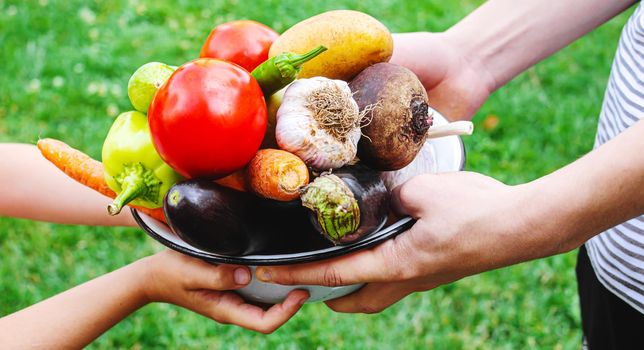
[38,11,473,257]
[36,138,166,223]
[102,111,183,215]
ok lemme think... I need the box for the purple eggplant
[164,179,332,256]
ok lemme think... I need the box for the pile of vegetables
[38,10,473,256]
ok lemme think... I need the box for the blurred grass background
[0,0,634,348]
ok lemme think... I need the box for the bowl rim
[135,109,466,266]
[133,210,416,266]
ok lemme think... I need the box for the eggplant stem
[426,121,474,139]
[300,174,360,242]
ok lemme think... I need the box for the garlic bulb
[380,140,438,192]
[275,77,362,171]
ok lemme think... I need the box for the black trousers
[576,245,644,349]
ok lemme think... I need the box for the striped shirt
[585,2,644,313]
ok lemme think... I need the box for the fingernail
[298,296,308,306]
[257,268,272,282]
[234,268,250,285]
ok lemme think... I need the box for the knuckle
[405,173,432,192]
[184,274,199,288]
[281,271,297,285]
[322,266,344,287]
[396,181,417,208]
[211,267,230,286]
[266,267,295,285]
[194,290,223,310]
[395,176,432,215]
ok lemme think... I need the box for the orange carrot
[246,149,309,201]
[214,169,248,192]
[37,138,166,223]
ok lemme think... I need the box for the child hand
[137,250,309,334]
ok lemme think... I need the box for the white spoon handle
[426,121,474,139]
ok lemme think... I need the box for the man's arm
[391,0,636,120]
[448,0,636,91]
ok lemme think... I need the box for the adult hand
[255,172,550,314]
[140,250,309,333]
[390,32,494,121]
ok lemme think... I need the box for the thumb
[255,237,410,287]
[391,174,434,218]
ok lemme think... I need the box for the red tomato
[199,20,279,72]
[148,58,267,179]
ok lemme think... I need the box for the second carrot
[247,149,309,201]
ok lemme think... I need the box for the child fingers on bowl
[141,250,310,334]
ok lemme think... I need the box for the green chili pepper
[251,45,327,97]
[102,111,183,215]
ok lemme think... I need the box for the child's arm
[0,143,136,226]
[0,250,308,348]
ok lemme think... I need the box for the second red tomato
[148,58,267,179]
[199,20,279,72]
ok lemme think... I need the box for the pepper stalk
[251,45,327,97]
[107,162,162,215]
[102,111,183,215]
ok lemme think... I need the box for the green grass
[0,0,633,348]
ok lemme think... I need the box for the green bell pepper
[102,111,182,215]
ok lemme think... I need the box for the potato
[350,63,431,171]
[269,10,393,81]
